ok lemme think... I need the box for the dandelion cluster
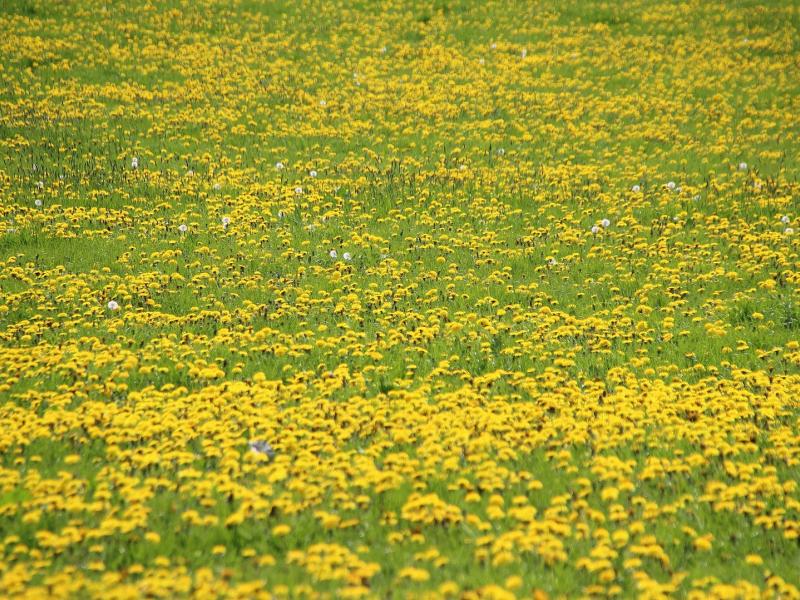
[0,0,799,598]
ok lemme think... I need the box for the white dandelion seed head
[547,257,558,266]
[781,215,791,224]
[631,184,641,193]
[213,183,221,190]
[738,162,748,171]
[276,161,285,170]
[294,186,303,195]
[277,210,285,218]
[591,225,600,234]
[221,216,231,227]
[343,252,352,261]
[496,148,505,156]
[107,300,120,311]
[329,250,338,259]
[34,199,43,207]
[309,170,317,178]
[178,224,188,233]
[131,157,139,169]
[601,218,611,228]
[35,181,44,190]
[785,227,795,235]
[666,181,676,191]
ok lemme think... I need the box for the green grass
[1,0,800,597]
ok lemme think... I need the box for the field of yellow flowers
[1,0,799,597]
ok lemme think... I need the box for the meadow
[1,0,799,597]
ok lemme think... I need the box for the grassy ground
[1,0,799,597]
